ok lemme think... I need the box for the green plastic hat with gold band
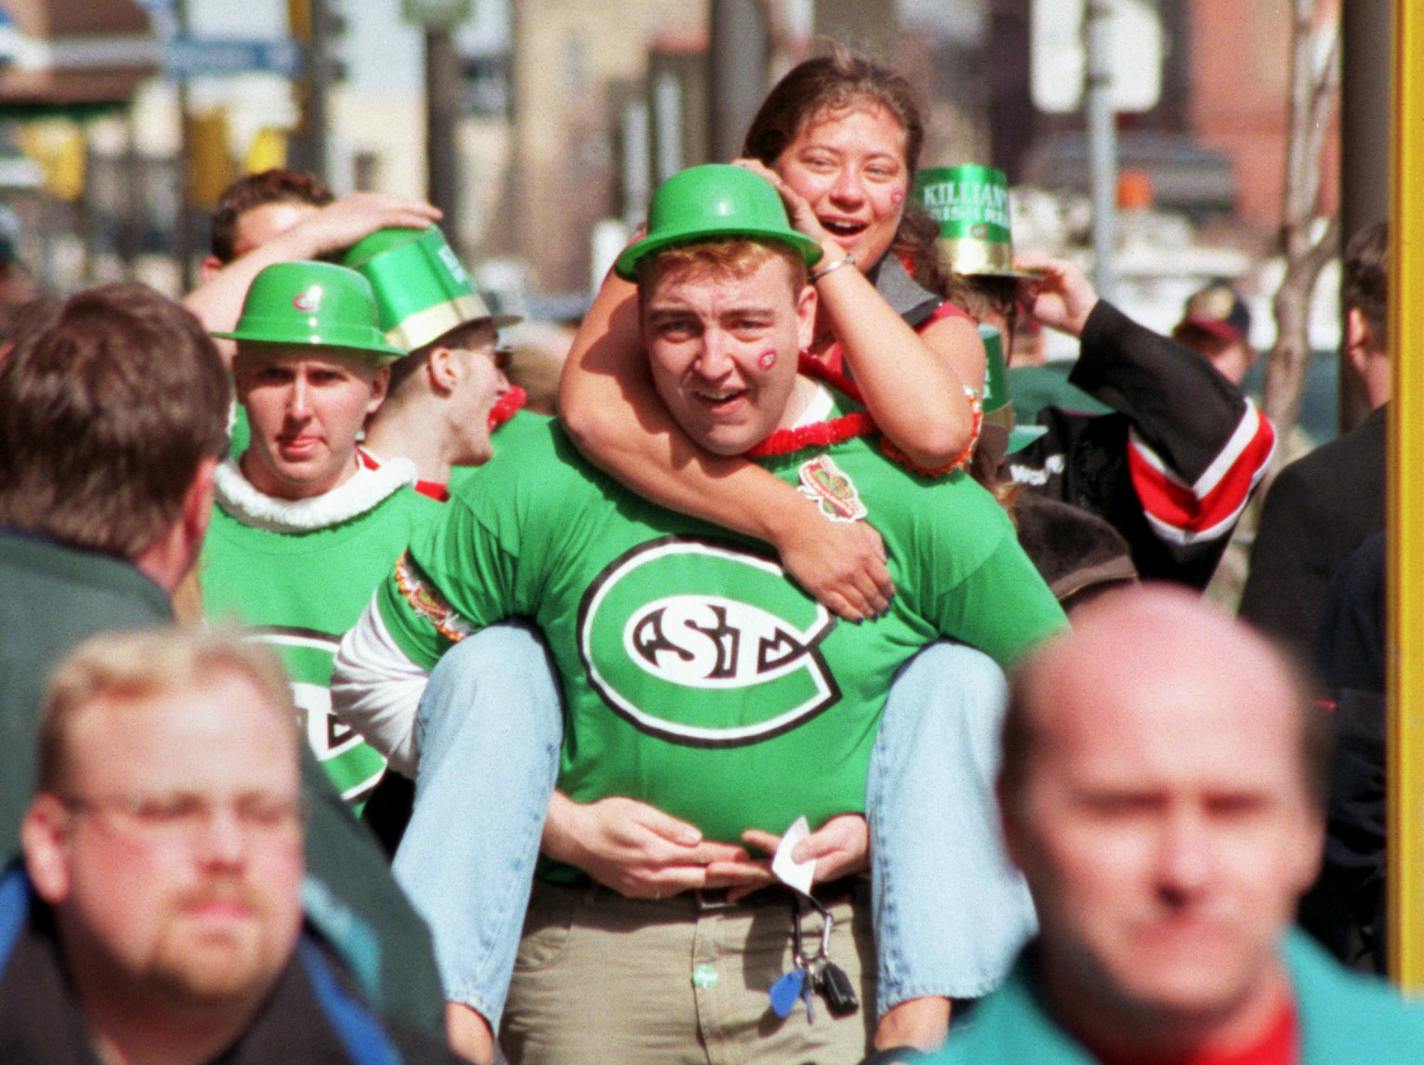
[212,260,404,359]
[615,163,823,280]
[914,164,1038,279]
[342,225,520,353]
[980,323,1047,454]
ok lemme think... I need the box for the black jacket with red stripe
[1002,300,1276,589]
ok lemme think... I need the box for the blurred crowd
[0,43,1415,1065]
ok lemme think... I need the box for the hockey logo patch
[797,456,867,522]
[396,551,476,643]
[578,537,839,747]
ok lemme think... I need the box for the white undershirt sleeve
[331,595,429,777]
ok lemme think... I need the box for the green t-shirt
[201,465,443,804]
[378,404,1066,844]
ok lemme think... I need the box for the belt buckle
[693,888,738,912]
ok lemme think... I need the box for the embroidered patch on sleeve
[394,551,476,643]
[796,455,868,522]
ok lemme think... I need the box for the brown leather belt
[690,877,861,912]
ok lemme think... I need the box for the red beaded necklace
[745,354,981,479]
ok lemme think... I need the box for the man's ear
[795,283,818,351]
[425,346,461,395]
[1345,306,1372,378]
[199,255,225,284]
[22,795,72,904]
[184,456,219,547]
[366,364,390,414]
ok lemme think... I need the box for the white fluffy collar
[214,456,417,532]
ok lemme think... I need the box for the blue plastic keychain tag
[769,968,806,1018]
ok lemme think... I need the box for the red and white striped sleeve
[1127,398,1277,546]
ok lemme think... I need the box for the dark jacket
[0,867,456,1064]
[0,528,445,1037]
[1005,301,1277,589]
[1239,404,1388,657]
[1298,532,1388,972]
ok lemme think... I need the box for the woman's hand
[771,509,895,622]
[731,157,836,251]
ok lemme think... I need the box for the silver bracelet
[809,254,856,283]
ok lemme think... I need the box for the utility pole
[425,25,461,222]
[288,0,331,178]
[403,1,471,243]
[174,0,195,288]
[707,0,767,163]
[1084,0,1117,301]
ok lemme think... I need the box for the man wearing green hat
[916,164,1276,590]
[345,225,525,500]
[185,170,442,363]
[200,260,443,807]
[333,163,1064,1065]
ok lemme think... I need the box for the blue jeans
[868,642,1037,1014]
[393,626,1034,1025]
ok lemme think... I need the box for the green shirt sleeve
[374,414,592,669]
[930,522,1069,668]
[374,496,520,669]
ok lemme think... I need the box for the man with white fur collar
[200,260,442,806]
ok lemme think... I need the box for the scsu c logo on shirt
[578,537,840,748]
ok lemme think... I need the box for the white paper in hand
[771,815,816,896]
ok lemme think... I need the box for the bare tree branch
[1263,0,1340,463]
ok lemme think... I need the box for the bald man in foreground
[920,586,1424,1065]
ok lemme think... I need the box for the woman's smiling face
[773,101,910,270]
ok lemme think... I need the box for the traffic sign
[163,36,302,79]
[1030,0,1163,115]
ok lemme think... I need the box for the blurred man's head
[21,628,305,1018]
[636,239,815,456]
[1342,221,1389,409]
[203,169,333,277]
[1172,282,1256,386]
[0,284,229,589]
[1000,586,1328,1058]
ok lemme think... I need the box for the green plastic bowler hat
[914,164,1038,279]
[213,260,405,360]
[342,225,520,353]
[979,323,1046,454]
[615,163,823,280]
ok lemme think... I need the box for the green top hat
[342,225,520,353]
[615,164,823,281]
[980,323,1046,454]
[914,164,1038,279]
[213,260,405,360]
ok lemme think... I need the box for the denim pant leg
[868,641,1037,1015]
[392,623,563,1026]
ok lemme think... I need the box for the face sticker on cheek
[758,350,777,370]
[891,190,904,205]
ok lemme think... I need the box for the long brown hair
[742,43,949,293]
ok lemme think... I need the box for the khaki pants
[501,880,876,1065]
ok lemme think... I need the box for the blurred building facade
[0,0,1341,301]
